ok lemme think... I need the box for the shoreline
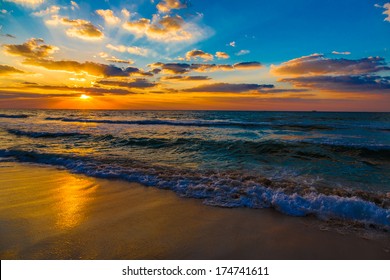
[0,161,389,259]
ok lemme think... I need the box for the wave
[48,117,267,127]
[6,129,91,138]
[45,117,337,130]
[0,113,29,119]
[5,128,390,161]
[0,148,389,229]
[44,117,390,131]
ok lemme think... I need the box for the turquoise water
[1,110,389,227]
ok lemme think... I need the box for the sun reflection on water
[55,175,98,230]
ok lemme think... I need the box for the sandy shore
[0,161,389,259]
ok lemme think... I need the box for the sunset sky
[0,0,390,110]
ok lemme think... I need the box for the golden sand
[0,161,389,259]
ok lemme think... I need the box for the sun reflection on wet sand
[54,176,98,230]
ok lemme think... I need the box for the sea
[0,110,389,228]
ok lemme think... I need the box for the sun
[80,94,90,100]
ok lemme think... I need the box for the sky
[0,0,389,111]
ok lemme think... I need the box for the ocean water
[0,110,389,228]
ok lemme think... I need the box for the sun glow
[80,94,91,100]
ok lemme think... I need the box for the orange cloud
[24,58,141,77]
[185,49,213,61]
[215,52,229,59]
[46,15,104,40]
[123,14,203,42]
[0,64,25,75]
[156,0,187,13]
[3,38,58,58]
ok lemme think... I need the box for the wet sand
[0,161,389,259]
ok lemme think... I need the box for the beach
[0,161,389,260]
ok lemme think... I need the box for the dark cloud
[2,34,16,38]
[185,49,213,61]
[11,84,137,95]
[233,62,263,70]
[161,75,211,81]
[21,81,38,85]
[151,62,192,74]
[0,64,24,75]
[3,38,58,58]
[3,39,146,77]
[97,79,157,88]
[184,83,274,93]
[23,58,142,77]
[281,75,390,92]
[272,54,390,76]
[149,61,262,74]
[105,58,134,64]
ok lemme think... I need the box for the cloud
[70,1,79,10]
[122,18,150,35]
[215,52,229,59]
[161,75,211,81]
[233,62,262,70]
[332,51,351,55]
[149,61,263,74]
[3,34,16,38]
[121,8,130,18]
[4,0,44,7]
[106,44,149,56]
[191,64,234,72]
[377,3,390,21]
[97,78,156,89]
[149,62,191,74]
[184,82,274,93]
[32,5,60,16]
[105,57,134,64]
[271,54,390,76]
[3,38,58,58]
[123,14,206,42]
[0,64,25,75]
[15,84,136,95]
[24,58,143,77]
[96,9,121,25]
[46,15,104,40]
[384,3,390,21]
[280,75,390,93]
[3,39,145,77]
[185,49,213,61]
[156,0,187,13]
[236,50,250,56]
